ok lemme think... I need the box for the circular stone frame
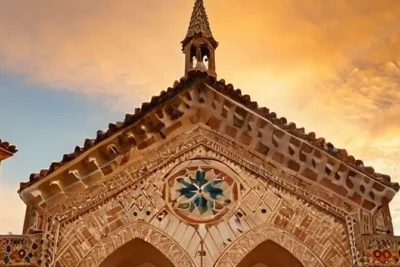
[163,159,240,224]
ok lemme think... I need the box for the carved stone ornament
[164,159,239,224]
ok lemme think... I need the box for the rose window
[164,160,239,224]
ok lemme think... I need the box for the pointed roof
[186,0,212,38]
[20,71,398,194]
[182,0,218,48]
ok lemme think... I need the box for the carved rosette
[164,160,239,224]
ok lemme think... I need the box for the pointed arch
[75,222,194,267]
[215,223,326,267]
[98,238,174,267]
[237,240,305,267]
[374,208,392,235]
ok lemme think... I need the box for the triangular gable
[19,71,398,214]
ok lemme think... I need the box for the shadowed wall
[237,240,305,267]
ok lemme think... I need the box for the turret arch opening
[237,240,305,267]
[190,45,197,67]
[200,44,210,69]
[99,238,174,267]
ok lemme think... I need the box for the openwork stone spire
[182,0,218,77]
[186,0,212,39]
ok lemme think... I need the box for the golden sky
[1,0,400,232]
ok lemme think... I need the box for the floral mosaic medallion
[164,160,239,224]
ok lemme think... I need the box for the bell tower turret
[182,0,218,77]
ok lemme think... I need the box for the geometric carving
[62,222,194,267]
[26,208,45,234]
[360,210,373,235]
[215,223,325,267]
[374,209,391,235]
[164,160,239,224]
[48,127,355,267]
[9,121,364,267]
[0,234,42,265]
[243,190,261,212]
[361,235,400,265]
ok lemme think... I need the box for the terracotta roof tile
[0,138,18,154]
[20,71,399,192]
[212,78,398,190]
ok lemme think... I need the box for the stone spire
[182,0,218,77]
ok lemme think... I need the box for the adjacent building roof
[21,71,398,192]
[0,138,17,155]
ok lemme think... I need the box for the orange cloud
[1,0,400,231]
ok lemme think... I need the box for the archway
[99,238,174,267]
[215,223,325,267]
[237,240,305,267]
[75,222,194,267]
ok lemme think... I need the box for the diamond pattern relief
[145,184,156,198]
[243,190,261,212]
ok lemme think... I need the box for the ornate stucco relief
[49,127,352,267]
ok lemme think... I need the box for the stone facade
[1,0,400,266]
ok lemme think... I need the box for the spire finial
[187,0,212,38]
[182,0,218,77]
[182,0,218,49]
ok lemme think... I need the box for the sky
[0,0,400,234]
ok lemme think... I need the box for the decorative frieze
[49,132,353,266]
[9,77,400,267]
[0,234,42,265]
[361,235,400,265]
[20,81,396,215]
[47,128,359,224]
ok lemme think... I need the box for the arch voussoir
[74,222,194,267]
[214,223,326,267]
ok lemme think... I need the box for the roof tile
[0,138,17,154]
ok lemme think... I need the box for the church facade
[1,1,400,266]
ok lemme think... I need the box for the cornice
[19,74,397,215]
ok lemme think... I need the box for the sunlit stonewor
[166,160,239,224]
[1,0,400,266]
